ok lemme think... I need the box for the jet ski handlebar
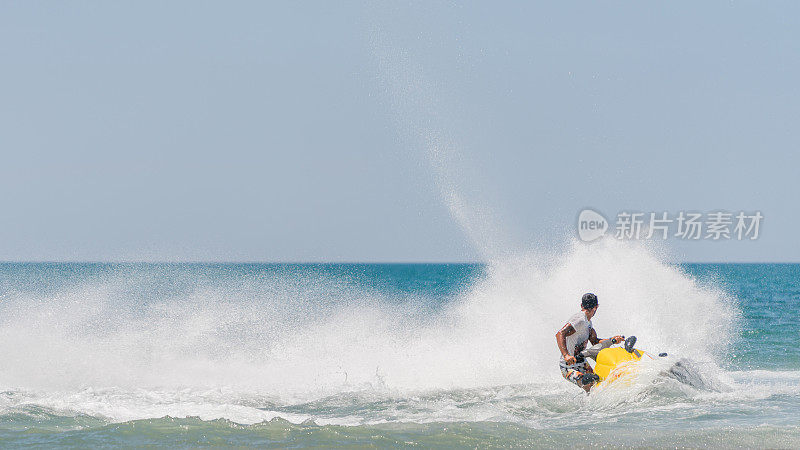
[624,336,637,353]
[578,335,638,361]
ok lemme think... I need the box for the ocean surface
[0,244,798,447]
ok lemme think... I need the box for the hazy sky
[1,1,798,262]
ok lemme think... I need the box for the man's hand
[564,354,577,365]
[610,335,624,344]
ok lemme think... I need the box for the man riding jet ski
[555,293,624,393]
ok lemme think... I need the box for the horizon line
[0,260,797,265]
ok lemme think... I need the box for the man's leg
[559,361,597,392]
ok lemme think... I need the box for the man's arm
[588,328,600,345]
[589,328,624,346]
[555,323,576,364]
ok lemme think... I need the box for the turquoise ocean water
[0,248,798,447]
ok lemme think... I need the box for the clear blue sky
[1,1,797,262]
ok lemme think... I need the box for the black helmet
[581,293,598,309]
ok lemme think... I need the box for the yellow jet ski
[579,336,666,387]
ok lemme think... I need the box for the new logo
[577,209,609,242]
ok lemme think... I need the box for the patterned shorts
[559,359,592,387]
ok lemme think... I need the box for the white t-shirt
[561,311,593,359]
